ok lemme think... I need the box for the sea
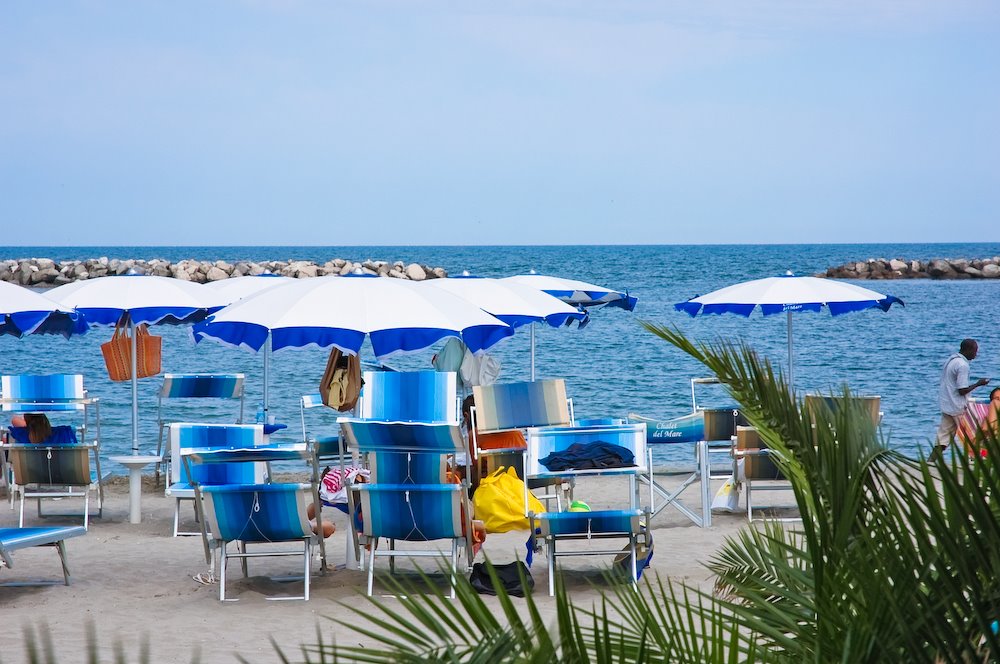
[3,243,999,471]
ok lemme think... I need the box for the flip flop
[192,572,216,585]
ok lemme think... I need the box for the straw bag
[101,321,163,382]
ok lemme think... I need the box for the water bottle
[255,402,265,424]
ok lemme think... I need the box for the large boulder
[889,259,908,272]
[928,259,955,278]
[205,266,229,282]
[405,263,426,281]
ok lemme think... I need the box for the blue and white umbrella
[502,272,637,311]
[675,272,903,388]
[49,275,224,453]
[192,275,514,416]
[203,274,296,306]
[422,274,587,380]
[0,281,87,338]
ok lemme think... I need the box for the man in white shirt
[934,338,989,459]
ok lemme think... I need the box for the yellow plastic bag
[473,466,545,533]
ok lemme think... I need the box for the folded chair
[166,423,265,536]
[471,379,575,507]
[523,422,651,596]
[154,374,246,483]
[5,443,103,529]
[338,419,473,597]
[0,525,87,586]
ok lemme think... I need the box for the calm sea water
[3,243,1000,469]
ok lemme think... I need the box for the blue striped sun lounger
[0,525,87,586]
[5,443,103,530]
[0,374,88,412]
[168,423,264,537]
[201,483,317,601]
[471,379,572,433]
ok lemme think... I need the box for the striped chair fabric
[359,484,464,540]
[0,374,87,412]
[6,444,102,529]
[359,371,458,423]
[168,423,265,537]
[0,525,87,586]
[524,423,648,478]
[472,379,571,432]
[339,420,465,455]
[160,374,245,400]
[536,509,643,537]
[200,482,317,601]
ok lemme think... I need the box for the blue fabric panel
[5,311,87,338]
[538,510,641,536]
[1,374,85,411]
[341,420,463,453]
[370,452,446,484]
[192,320,270,351]
[203,484,310,542]
[162,374,243,399]
[175,425,260,486]
[364,371,453,422]
[78,306,207,326]
[360,485,460,540]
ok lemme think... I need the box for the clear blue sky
[1,1,998,245]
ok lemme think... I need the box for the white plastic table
[109,454,162,524]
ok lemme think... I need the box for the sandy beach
[0,469,796,663]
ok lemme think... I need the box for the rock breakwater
[822,258,1000,280]
[0,257,449,286]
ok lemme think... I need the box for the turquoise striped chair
[338,419,472,597]
[0,525,87,586]
[155,374,245,483]
[524,422,652,595]
[200,483,317,601]
[6,443,103,530]
[359,371,459,424]
[167,423,264,537]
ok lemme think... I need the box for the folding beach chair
[958,399,992,458]
[0,525,87,586]
[166,423,265,536]
[154,373,246,483]
[470,379,575,507]
[0,374,102,504]
[338,419,473,597]
[5,443,103,529]
[523,422,651,596]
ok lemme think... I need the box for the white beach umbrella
[49,275,224,453]
[203,274,296,305]
[675,272,904,388]
[503,272,638,311]
[0,281,87,338]
[421,274,587,380]
[191,275,514,417]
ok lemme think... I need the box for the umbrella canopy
[49,274,224,326]
[675,272,904,387]
[0,281,87,338]
[203,274,296,306]
[191,275,514,358]
[502,272,637,311]
[48,275,225,453]
[421,275,587,380]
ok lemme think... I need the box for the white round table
[109,454,162,524]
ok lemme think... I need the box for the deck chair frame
[0,525,87,586]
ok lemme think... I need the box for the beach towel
[538,441,635,471]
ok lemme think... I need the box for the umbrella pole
[263,331,271,419]
[130,316,139,454]
[787,311,794,391]
[530,326,536,382]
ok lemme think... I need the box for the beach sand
[0,472,796,663]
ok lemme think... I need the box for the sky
[1,1,998,246]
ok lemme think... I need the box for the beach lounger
[338,419,473,597]
[154,373,246,483]
[0,374,102,504]
[524,422,651,596]
[0,525,86,586]
[5,443,103,529]
[166,423,264,536]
